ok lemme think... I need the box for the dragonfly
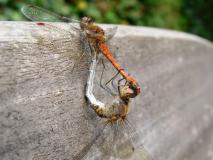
[85,54,135,124]
[81,54,152,160]
[21,4,141,98]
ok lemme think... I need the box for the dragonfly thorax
[80,17,106,45]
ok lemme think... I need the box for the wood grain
[0,21,213,160]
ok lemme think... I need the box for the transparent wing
[78,121,153,160]
[21,4,79,23]
[73,124,107,160]
[21,5,118,43]
[105,26,118,41]
[113,120,153,160]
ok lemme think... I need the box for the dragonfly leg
[111,75,119,91]
[87,41,94,57]
[118,77,125,97]
[105,71,120,86]
[105,71,120,93]
[104,45,120,90]
[99,59,116,96]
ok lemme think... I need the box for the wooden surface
[0,21,213,160]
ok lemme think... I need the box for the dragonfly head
[129,83,141,98]
[80,16,93,29]
[126,76,141,98]
[119,84,135,102]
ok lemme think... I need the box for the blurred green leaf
[0,0,8,5]
[85,4,101,21]
[105,10,119,23]
[0,0,211,41]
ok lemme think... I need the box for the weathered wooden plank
[0,21,213,160]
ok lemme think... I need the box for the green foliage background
[0,0,212,41]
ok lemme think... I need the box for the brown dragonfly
[81,54,152,160]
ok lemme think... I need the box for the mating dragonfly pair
[21,5,151,160]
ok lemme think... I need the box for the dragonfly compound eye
[120,85,135,100]
[82,17,93,23]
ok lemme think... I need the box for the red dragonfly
[21,4,141,98]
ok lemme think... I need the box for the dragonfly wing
[105,26,118,41]
[21,4,79,23]
[73,124,107,160]
[121,120,154,160]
